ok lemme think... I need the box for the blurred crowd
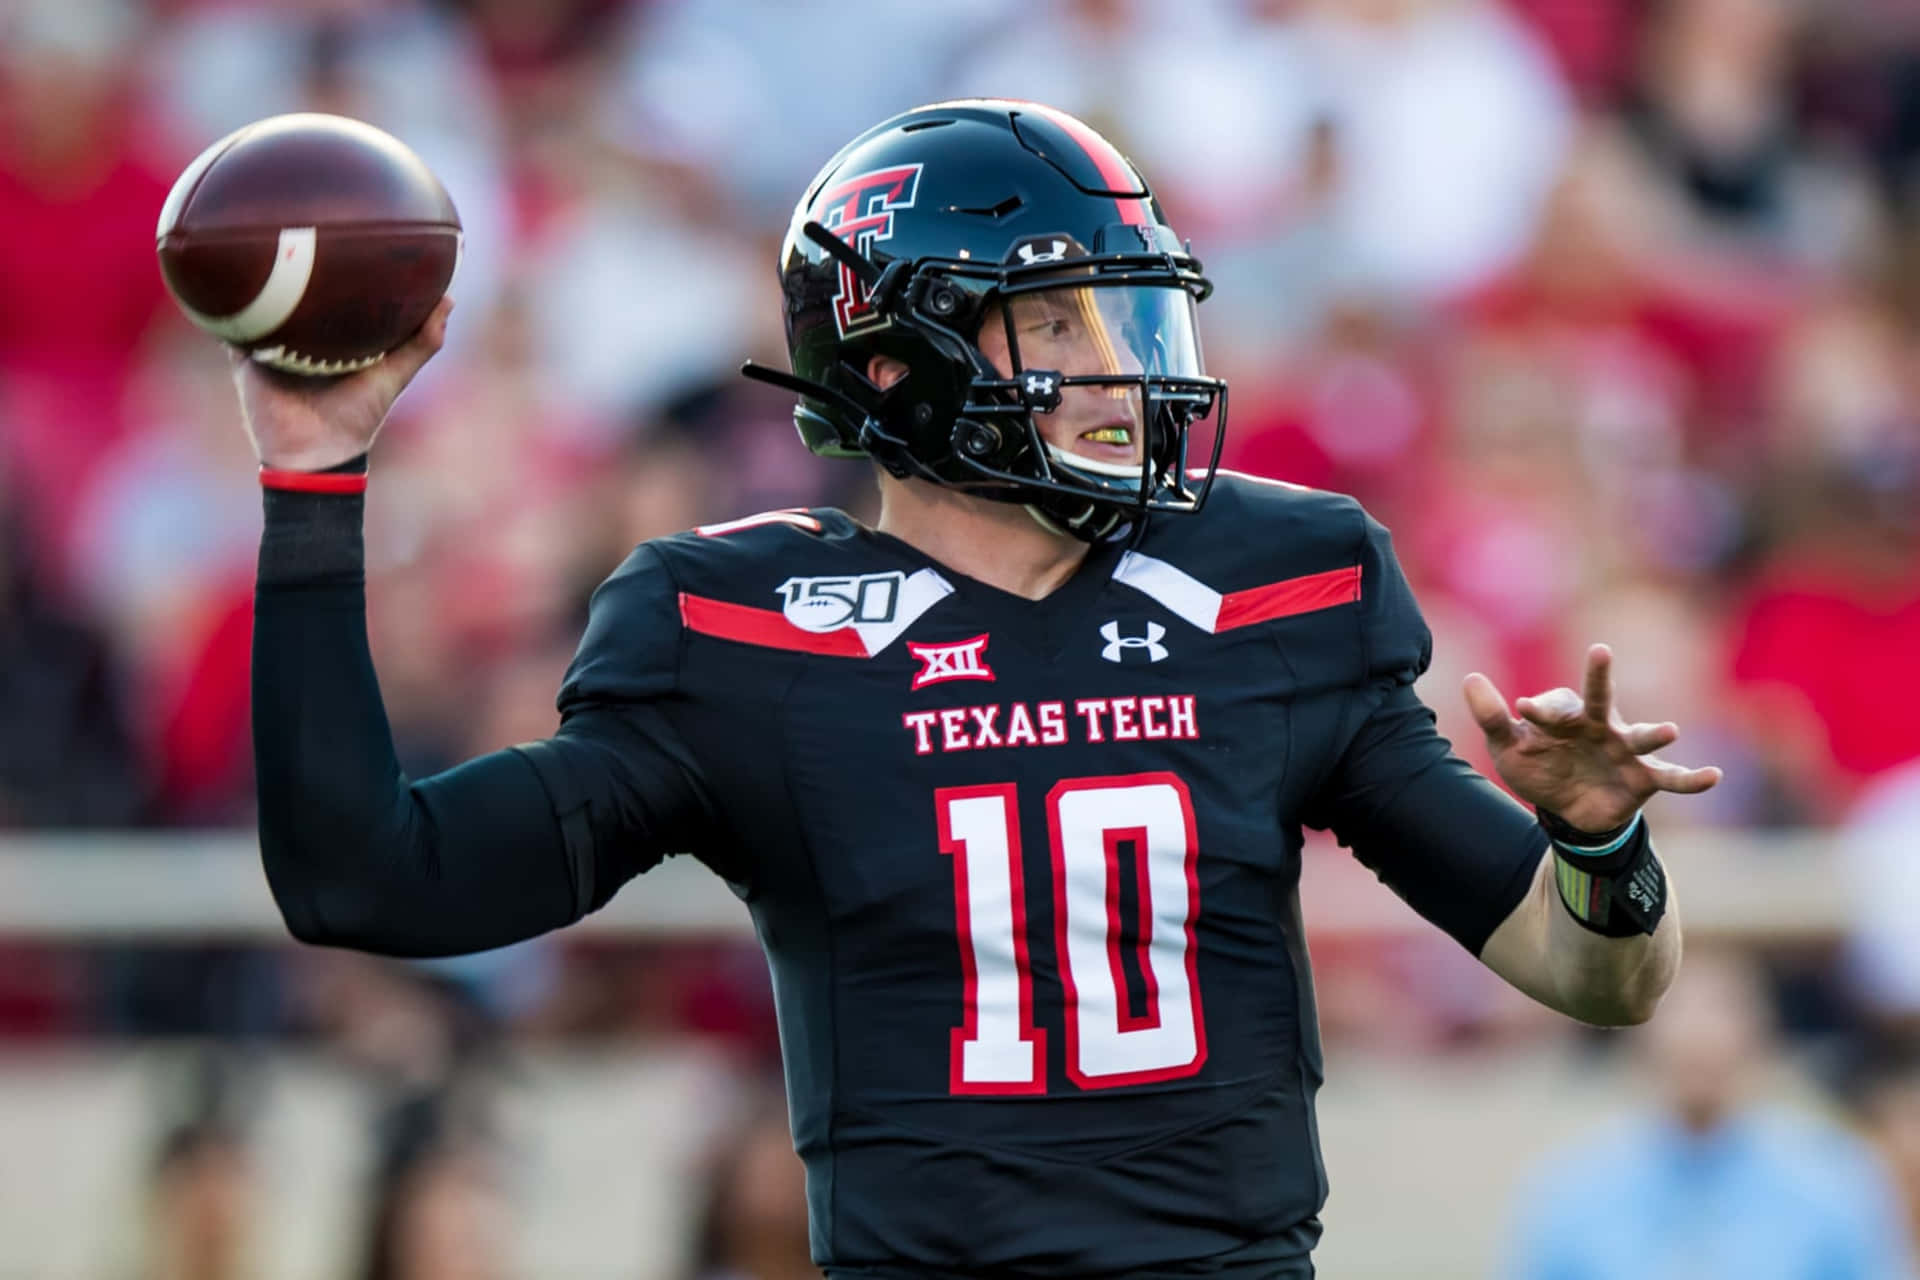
[131,1045,813,1280]
[3,0,1917,833]
[6,0,1920,1272]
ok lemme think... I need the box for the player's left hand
[1463,644,1722,834]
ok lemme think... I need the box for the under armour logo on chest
[1100,620,1168,663]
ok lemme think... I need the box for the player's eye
[1024,317,1072,339]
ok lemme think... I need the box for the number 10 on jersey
[936,773,1206,1095]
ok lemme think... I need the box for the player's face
[975,284,1200,470]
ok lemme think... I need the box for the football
[785,594,856,633]
[156,113,461,376]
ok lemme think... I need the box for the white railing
[0,829,1852,940]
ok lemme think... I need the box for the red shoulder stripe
[1215,565,1362,631]
[694,510,822,538]
[678,593,868,656]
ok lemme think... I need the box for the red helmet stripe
[1024,105,1150,228]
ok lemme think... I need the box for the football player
[242,101,1719,1277]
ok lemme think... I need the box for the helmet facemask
[831,253,1227,542]
[941,269,1225,540]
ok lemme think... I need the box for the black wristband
[257,453,369,588]
[1539,811,1667,937]
[1536,807,1636,862]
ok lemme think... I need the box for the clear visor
[940,274,1226,528]
[995,283,1204,381]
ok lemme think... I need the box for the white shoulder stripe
[854,569,954,655]
[1186,466,1314,491]
[695,510,822,537]
[1113,551,1221,633]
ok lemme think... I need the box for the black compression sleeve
[253,473,681,957]
[1305,683,1545,954]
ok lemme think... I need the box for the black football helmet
[743,99,1227,541]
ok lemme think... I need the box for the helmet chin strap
[1041,441,1148,482]
[1024,504,1071,537]
[1024,501,1128,541]
[1023,443,1148,543]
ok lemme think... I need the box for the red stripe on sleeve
[678,593,869,657]
[259,467,368,495]
[1215,565,1362,631]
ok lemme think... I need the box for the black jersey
[542,472,1543,1277]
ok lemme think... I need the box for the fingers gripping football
[233,297,452,471]
[1463,645,1722,833]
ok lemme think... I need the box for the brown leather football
[156,113,461,376]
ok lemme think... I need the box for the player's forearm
[1540,844,1679,1025]
[252,474,580,956]
[1481,842,1681,1027]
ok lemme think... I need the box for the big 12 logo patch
[778,571,907,633]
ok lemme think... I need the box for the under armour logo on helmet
[1016,238,1070,265]
[1020,369,1063,411]
[1100,620,1168,663]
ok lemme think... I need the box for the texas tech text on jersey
[900,694,1200,755]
